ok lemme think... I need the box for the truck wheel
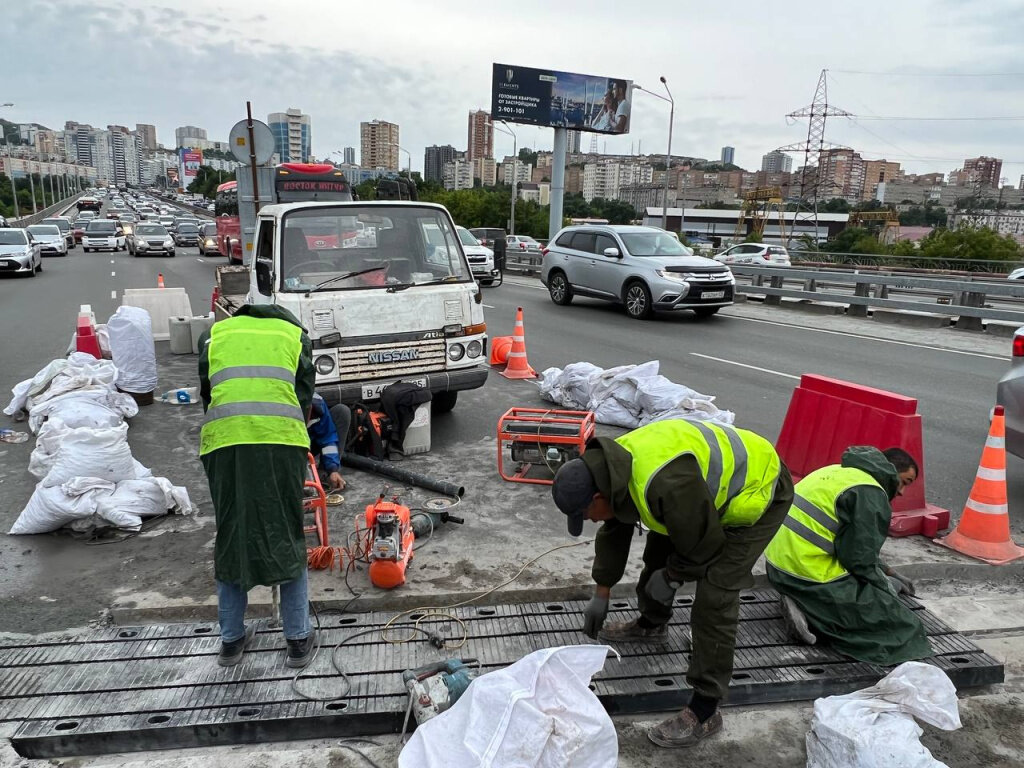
[432,391,458,414]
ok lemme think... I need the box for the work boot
[286,628,317,668]
[217,624,255,667]
[599,618,669,644]
[648,708,723,748]
[780,595,817,645]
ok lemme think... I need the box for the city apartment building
[466,110,493,163]
[268,108,311,163]
[360,119,400,170]
[761,150,793,174]
[424,144,458,183]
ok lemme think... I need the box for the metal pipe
[340,453,465,498]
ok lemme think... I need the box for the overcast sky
[5,0,1024,182]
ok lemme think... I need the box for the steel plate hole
[545,604,564,612]
[806,667,825,675]
[409,613,425,621]
[739,594,757,602]
[611,602,629,609]
[674,598,693,606]
[118,630,138,638]
[951,656,970,665]
[338,617,358,626]
[326,702,348,711]
[147,714,171,724]
[193,627,212,635]
[324,587,335,593]
[477,608,496,616]
[238,708,260,717]
[54,721,79,731]
[732,672,752,681]
[653,678,674,687]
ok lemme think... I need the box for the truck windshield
[281,206,473,292]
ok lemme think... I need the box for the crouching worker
[198,304,317,668]
[306,393,348,491]
[551,419,794,749]
[764,446,932,664]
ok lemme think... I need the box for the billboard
[491,63,632,135]
[178,148,203,184]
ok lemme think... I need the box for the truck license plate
[361,377,427,400]
[702,290,726,300]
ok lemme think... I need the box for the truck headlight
[448,343,465,361]
[315,355,336,375]
[466,340,482,358]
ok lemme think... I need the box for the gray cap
[551,458,598,537]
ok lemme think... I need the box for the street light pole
[1,102,18,219]
[633,82,676,232]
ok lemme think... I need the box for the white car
[1007,267,1024,280]
[26,224,68,256]
[506,235,543,255]
[715,243,791,266]
[456,226,498,286]
[82,220,127,252]
[0,228,43,276]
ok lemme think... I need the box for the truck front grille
[335,338,447,382]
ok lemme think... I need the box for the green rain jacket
[766,446,932,665]
[198,304,315,590]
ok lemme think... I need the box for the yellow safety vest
[763,465,883,583]
[199,315,309,455]
[615,419,781,533]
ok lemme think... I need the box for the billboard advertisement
[178,148,203,184]
[491,63,632,135]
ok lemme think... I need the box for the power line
[831,69,1024,78]
[855,116,1024,122]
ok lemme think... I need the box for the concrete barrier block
[871,309,950,329]
[122,288,194,341]
[986,320,1023,338]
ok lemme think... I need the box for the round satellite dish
[229,119,275,165]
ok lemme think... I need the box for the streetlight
[633,79,675,232]
[1,102,17,219]
[386,142,411,175]
[488,119,517,235]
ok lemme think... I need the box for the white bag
[9,478,116,535]
[399,645,617,768]
[3,358,70,416]
[107,305,157,394]
[806,662,961,768]
[41,423,137,488]
[95,477,193,530]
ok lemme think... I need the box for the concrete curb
[872,309,950,328]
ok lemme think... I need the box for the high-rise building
[107,125,140,186]
[567,130,582,154]
[861,159,901,200]
[467,110,493,163]
[268,108,312,163]
[761,150,793,174]
[443,159,474,191]
[473,157,497,186]
[818,148,865,200]
[424,144,458,183]
[136,123,157,150]
[174,125,207,148]
[720,146,735,165]
[343,146,356,165]
[961,156,1003,189]
[360,119,400,170]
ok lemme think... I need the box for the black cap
[552,458,598,537]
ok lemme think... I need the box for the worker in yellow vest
[764,446,931,664]
[198,304,317,668]
[551,419,793,749]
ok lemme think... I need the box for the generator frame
[497,407,596,485]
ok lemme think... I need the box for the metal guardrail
[503,251,543,275]
[11,193,84,226]
[732,265,1024,327]
[789,250,1023,274]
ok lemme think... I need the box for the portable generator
[497,408,596,485]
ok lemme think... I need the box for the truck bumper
[315,365,490,407]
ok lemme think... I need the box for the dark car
[77,196,102,212]
[173,222,200,247]
[197,222,219,255]
[469,227,507,249]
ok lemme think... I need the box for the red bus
[215,163,354,264]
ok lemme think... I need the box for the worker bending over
[764,446,932,664]
[552,418,793,749]
[307,393,348,491]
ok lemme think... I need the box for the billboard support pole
[549,128,567,240]
[245,101,262,215]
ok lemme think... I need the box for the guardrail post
[849,282,870,317]
[955,291,985,332]
[765,275,783,306]
[803,279,817,292]
[875,284,889,299]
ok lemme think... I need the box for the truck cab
[218,200,488,412]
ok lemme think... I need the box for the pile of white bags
[5,351,192,536]
[106,305,158,394]
[806,662,962,768]
[399,645,617,768]
[538,360,735,429]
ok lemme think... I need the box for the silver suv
[996,328,1024,458]
[540,225,735,320]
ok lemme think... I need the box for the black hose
[341,453,465,497]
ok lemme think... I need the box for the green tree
[819,198,851,213]
[822,226,887,254]
[187,165,236,199]
[917,226,1020,262]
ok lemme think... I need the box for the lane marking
[483,304,495,309]
[110,290,117,299]
[197,258,205,263]
[110,259,115,264]
[111,271,116,277]
[727,314,1009,361]
[690,352,800,380]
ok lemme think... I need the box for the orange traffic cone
[157,273,165,288]
[500,307,537,379]
[489,335,513,367]
[935,406,1024,564]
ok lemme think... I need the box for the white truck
[213,199,489,412]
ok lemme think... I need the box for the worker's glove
[644,568,681,607]
[582,596,609,639]
[887,571,916,597]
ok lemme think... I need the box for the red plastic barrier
[75,315,102,359]
[776,374,948,537]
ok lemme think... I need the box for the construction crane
[734,186,787,242]
[848,210,901,244]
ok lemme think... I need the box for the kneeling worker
[551,418,794,749]
[307,393,347,491]
[764,446,932,664]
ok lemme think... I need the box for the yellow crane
[734,187,787,242]
[847,210,901,244]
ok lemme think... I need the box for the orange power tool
[365,494,415,589]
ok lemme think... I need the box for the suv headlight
[315,354,336,375]
[163,238,173,247]
[655,269,691,285]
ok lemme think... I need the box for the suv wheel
[624,281,653,320]
[548,271,573,305]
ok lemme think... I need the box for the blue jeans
[217,570,311,642]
